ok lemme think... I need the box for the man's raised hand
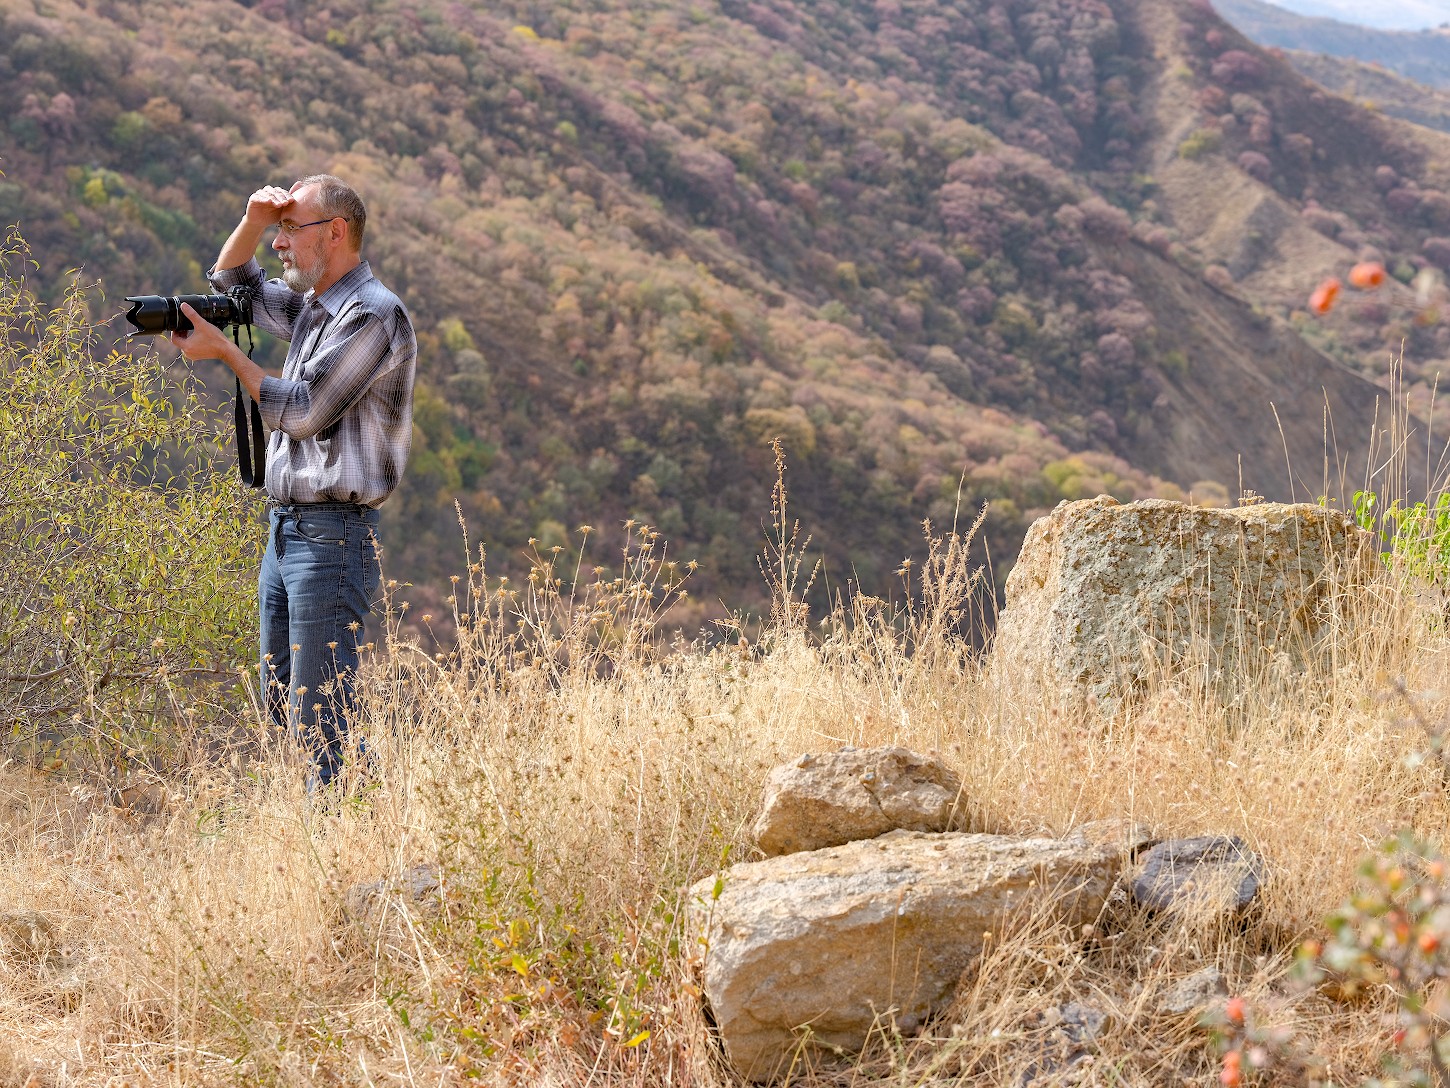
[245,185,295,227]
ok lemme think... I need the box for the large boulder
[753,746,963,857]
[686,825,1135,1082]
[993,497,1375,706]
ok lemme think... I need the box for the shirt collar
[307,261,374,316]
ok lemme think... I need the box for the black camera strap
[231,324,266,489]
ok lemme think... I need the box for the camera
[124,285,254,335]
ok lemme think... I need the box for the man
[170,174,417,789]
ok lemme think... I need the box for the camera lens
[123,295,175,335]
[123,292,248,335]
[176,294,229,330]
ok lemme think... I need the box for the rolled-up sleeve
[258,309,394,439]
[207,259,302,343]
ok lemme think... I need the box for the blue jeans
[259,502,381,788]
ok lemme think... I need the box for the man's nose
[272,231,288,252]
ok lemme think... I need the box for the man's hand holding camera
[168,301,266,401]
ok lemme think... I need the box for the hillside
[1214,0,1450,85]
[0,0,1443,610]
[1285,49,1450,134]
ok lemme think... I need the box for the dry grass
[1,501,1448,1088]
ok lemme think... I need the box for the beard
[281,249,324,293]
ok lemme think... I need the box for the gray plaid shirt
[208,258,417,507]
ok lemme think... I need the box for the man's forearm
[215,217,270,274]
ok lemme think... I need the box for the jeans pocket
[295,513,346,545]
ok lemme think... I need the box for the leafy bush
[1312,831,1450,1085]
[0,228,260,772]
[1179,126,1223,160]
[1352,489,1450,586]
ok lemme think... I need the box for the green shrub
[1353,490,1450,585]
[0,227,260,770]
[1178,127,1222,160]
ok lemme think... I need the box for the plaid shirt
[208,258,417,507]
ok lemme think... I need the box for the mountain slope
[0,0,1438,612]
[1214,0,1450,85]
[1282,50,1450,134]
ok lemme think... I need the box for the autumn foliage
[1,0,1448,611]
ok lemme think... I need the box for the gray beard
[282,260,322,293]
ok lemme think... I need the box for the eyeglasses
[276,216,349,235]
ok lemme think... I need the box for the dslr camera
[122,284,267,488]
[124,285,254,336]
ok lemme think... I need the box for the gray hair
[294,173,367,252]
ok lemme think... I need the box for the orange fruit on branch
[1308,277,1341,314]
[1349,261,1387,289]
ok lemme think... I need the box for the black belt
[267,500,376,515]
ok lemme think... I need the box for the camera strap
[231,324,266,489]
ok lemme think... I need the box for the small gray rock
[1158,966,1229,1016]
[1059,1001,1110,1046]
[1019,1003,1108,1086]
[1131,836,1263,918]
[0,911,59,968]
[45,958,84,1011]
[0,912,81,1009]
[343,864,442,930]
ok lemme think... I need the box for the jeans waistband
[268,500,378,517]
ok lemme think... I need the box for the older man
[170,174,417,789]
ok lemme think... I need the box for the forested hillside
[0,0,1443,612]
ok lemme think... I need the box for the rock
[1066,817,1159,857]
[45,959,84,1012]
[0,912,80,1009]
[342,864,442,936]
[993,497,1375,707]
[0,911,58,968]
[1058,1001,1110,1046]
[1020,1002,1111,1086]
[1131,836,1263,920]
[1020,1050,1090,1087]
[687,827,1132,1082]
[753,746,964,856]
[1158,966,1229,1016]
[109,775,167,816]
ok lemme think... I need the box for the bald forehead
[288,183,322,214]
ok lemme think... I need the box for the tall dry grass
[2,481,1449,1087]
